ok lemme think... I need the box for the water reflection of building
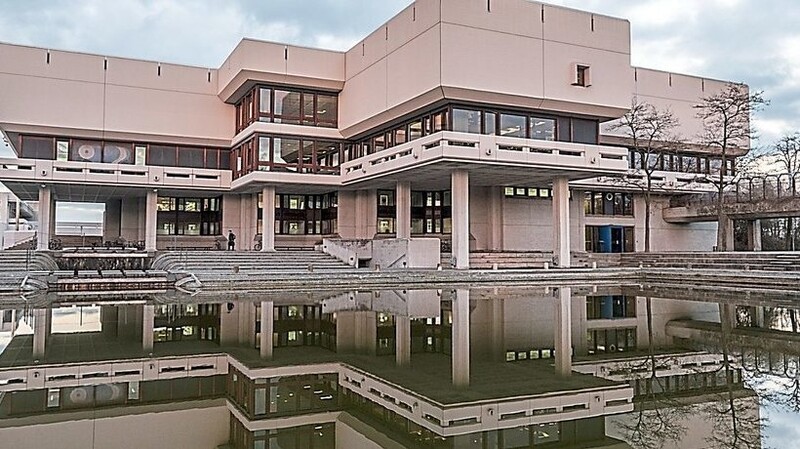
[0,288,771,448]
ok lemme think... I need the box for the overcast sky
[0,0,798,223]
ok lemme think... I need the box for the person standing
[227,230,236,251]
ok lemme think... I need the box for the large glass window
[258,192,338,236]
[273,90,302,124]
[411,190,451,234]
[499,113,527,138]
[529,117,556,141]
[156,196,222,236]
[586,296,636,319]
[583,191,633,216]
[237,86,337,129]
[453,108,482,134]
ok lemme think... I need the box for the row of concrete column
[38,171,575,260]
[29,287,574,387]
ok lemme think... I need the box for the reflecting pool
[1,284,797,448]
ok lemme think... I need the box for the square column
[144,190,158,252]
[37,185,53,251]
[552,177,570,268]
[261,186,276,252]
[395,315,411,367]
[554,287,572,376]
[451,170,470,269]
[260,301,274,359]
[452,289,470,387]
[396,181,411,239]
[748,219,762,251]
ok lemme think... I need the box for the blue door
[599,226,613,253]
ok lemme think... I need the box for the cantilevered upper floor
[0,0,746,199]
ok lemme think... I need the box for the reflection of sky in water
[51,307,101,334]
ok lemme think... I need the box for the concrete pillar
[15,199,21,231]
[355,190,377,239]
[260,301,274,359]
[487,187,503,251]
[37,186,52,251]
[396,181,411,239]
[748,220,762,251]
[103,199,122,242]
[552,177,571,268]
[142,305,154,352]
[32,308,48,358]
[451,170,470,269]
[261,186,276,252]
[144,190,157,252]
[395,315,411,367]
[554,287,572,376]
[452,289,470,387]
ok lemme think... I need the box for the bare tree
[704,303,764,449]
[611,296,689,448]
[694,83,767,251]
[609,100,680,252]
[772,133,800,176]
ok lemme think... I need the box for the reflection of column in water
[554,287,572,376]
[142,305,154,352]
[260,301,274,360]
[32,308,48,359]
[395,315,411,367]
[452,289,470,387]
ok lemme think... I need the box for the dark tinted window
[20,136,54,160]
[572,119,598,144]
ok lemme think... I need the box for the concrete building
[0,0,742,265]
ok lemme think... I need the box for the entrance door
[598,226,613,253]
[610,226,624,253]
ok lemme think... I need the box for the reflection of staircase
[5,235,36,251]
[151,250,357,275]
[0,250,58,271]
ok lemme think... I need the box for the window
[499,113,526,138]
[504,186,553,199]
[274,89,302,124]
[377,190,396,234]
[586,296,636,319]
[574,64,591,87]
[587,328,636,354]
[452,108,482,134]
[529,117,556,141]
[259,192,338,236]
[411,190,451,234]
[56,140,69,161]
[156,196,222,236]
[583,191,633,216]
[134,145,147,166]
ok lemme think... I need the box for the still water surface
[0,284,797,448]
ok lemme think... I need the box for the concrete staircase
[151,250,358,275]
[619,252,800,271]
[468,251,554,269]
[0,250,59,292]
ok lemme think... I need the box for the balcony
[340,131,629,185]
[0,158,232,190]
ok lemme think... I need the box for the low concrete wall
[322,238,440,269]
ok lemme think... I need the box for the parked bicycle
[48,238,63,250]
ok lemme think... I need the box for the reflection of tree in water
[611,297,689,449]
[705,303,763,449]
